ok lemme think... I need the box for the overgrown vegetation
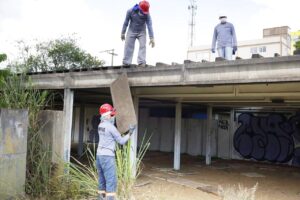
[50,148,98,199]
[8,37,104,73]
[0,36,106,199]
[0,73,53,197]
[218,183,258,200]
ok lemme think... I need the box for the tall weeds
[116,133,151,200]
[0,73,53,197]
[50,148,98,199]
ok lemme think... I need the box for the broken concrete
[110,73,137,133]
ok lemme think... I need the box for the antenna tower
[188,0,197,47]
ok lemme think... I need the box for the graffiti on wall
[234,113,300,166]
[218,120,229,130]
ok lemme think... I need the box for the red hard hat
[139,1,150,14]
[99,103,116,116]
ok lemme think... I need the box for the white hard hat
[218,11,227,19]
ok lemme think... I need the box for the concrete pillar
[0,109,28,199]
[131,96,139,177]
[63,88,74,163]
[77,104,85,157]
[174,102,182,170]
[229,109,235,159]
[206,106,213,165]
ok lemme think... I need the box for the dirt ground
[132,152,300,200]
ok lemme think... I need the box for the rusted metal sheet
[110,73,137,133]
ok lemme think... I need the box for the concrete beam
[63,88,74,163]
[174,102,182,170]
[206,106,213,165]
[30,56,300,89]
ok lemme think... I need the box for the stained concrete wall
[137,108,231,158]
[138,108,218,157]
[72,106,231,158]
[39,110,64,163]
[0,109,29,199]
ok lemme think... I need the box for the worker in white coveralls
[121,0,155,67]
[96,103,135,200]
[211,13,237,60]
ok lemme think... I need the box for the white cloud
[249,0,300,30]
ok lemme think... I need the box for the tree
[0,53,7,63]
[294,40,300,55]
[294,40,300,51]
[9,37,105,72]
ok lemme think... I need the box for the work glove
[149,38,155,48]
[128,124,137,135]
[233,46,237,52]
[121,34,125,41]
[211,49,215,53]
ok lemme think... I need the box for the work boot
[98,193,105,200]
[138,63,147,67]
[106,196,115,200]
[123,63,131,68]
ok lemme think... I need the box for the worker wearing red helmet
[96,103,135,200]
[121,0,155,67]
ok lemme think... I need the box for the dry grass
[218,183,258,200]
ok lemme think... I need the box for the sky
[0,0,299,67]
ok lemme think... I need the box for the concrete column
[229,109,235,159]
[63,88,74,163]
[174,102,182,170]
[77,104,85,157]
[131,96,139,177]
[206,106,213,165]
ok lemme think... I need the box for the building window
[250,47,257,54]
[259,46,266,53]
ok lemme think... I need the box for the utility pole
[99,49,118,66]
[188,0,197,47]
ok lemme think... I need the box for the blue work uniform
[121,4,154,65]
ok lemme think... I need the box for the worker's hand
[128,124,137,135]
[233,46,237,52]
[121,34,125,41]
[149,38,155,48]
[211,49,215,53]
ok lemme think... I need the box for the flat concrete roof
[30,56,300,89]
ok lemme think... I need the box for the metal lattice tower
[188,0,197,47]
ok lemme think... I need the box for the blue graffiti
[234,113,300,166]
